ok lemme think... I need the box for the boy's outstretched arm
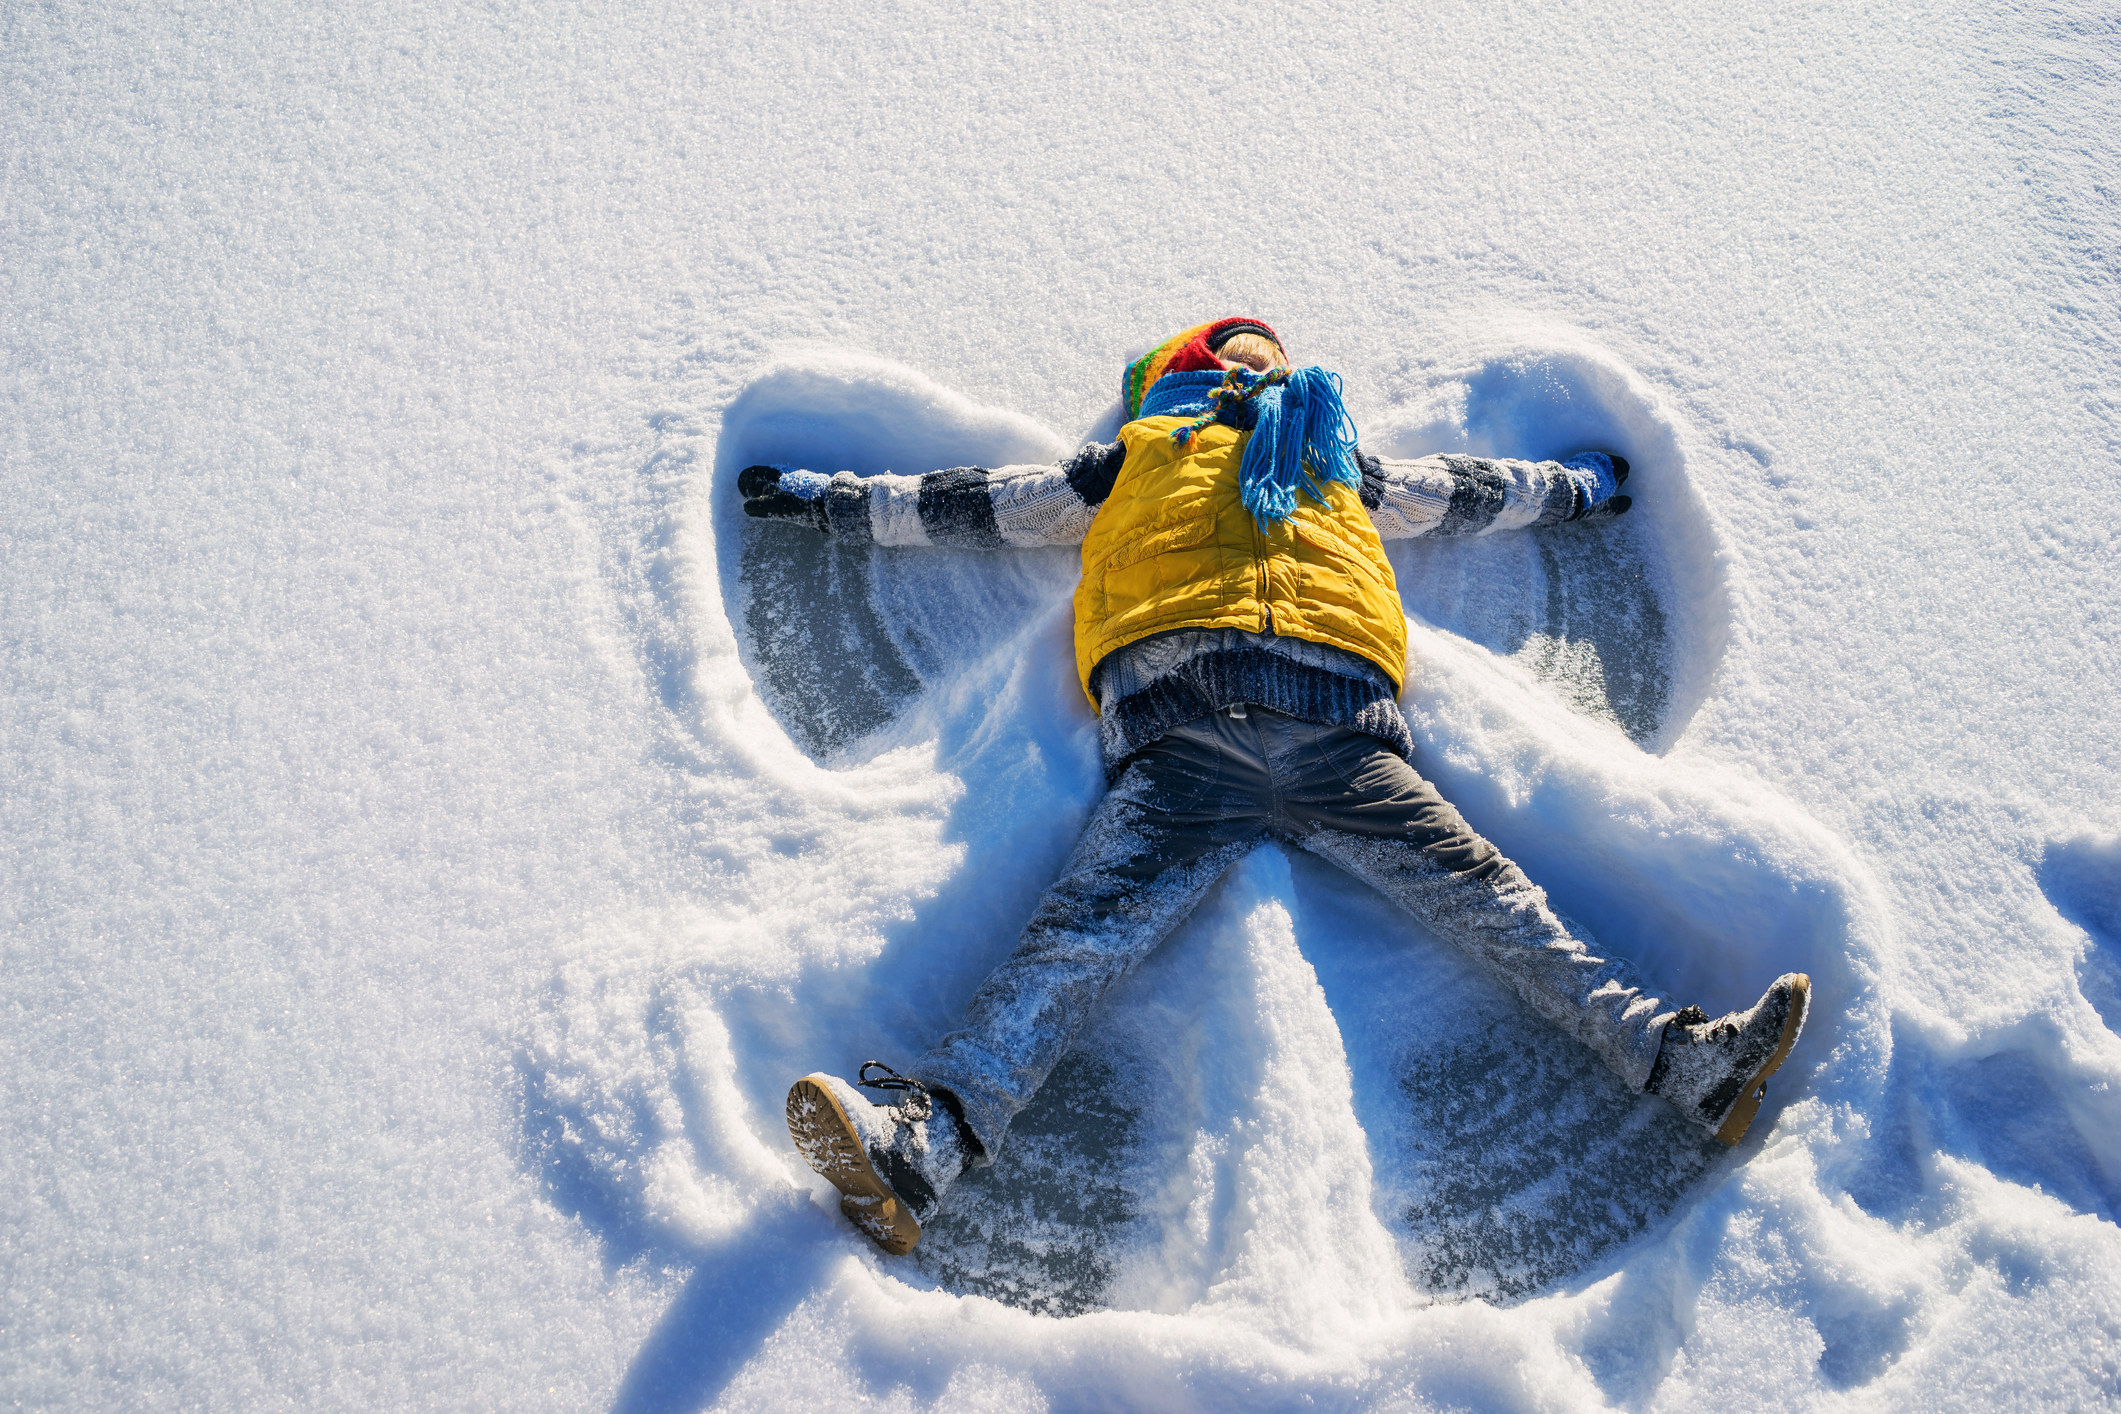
[739,442,1128,548]
[1358,450,1630,540]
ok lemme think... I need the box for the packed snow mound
[511,329,2107,1399]
[519,350,1886,1353]
[716,352,1081,759]
[717,339,1726,761]
[12,0,2121,1403]
[1370,323,1731,750]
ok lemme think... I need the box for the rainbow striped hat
[1123,317,1285,420]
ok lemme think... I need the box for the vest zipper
[1254,519,1272,634]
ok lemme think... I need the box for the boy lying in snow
[741,318,1810,1256]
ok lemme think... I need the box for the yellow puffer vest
[1073,415,1408,706]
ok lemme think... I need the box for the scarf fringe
[1142,366,1360,530]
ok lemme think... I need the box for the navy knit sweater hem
[1094,646,1415,783]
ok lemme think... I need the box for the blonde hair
[1216,331,1289,372]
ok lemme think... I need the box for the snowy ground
[5,0,2119,1409]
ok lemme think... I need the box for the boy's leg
[914,712,1268,1162]
[1267,716,1669,1089]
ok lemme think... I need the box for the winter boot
[1647,973,1811,1146]
[785,1062,969,1255]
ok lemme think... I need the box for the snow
[4,0,2118,1407]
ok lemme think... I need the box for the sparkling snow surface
[5,1,2119,1409]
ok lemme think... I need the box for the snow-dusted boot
[785,1063,968,1255]
[1647,973,1812,1146]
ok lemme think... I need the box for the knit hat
[1126,318,1361,531]
[1122,317,1285,420]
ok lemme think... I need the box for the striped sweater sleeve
[816,440,1127,549]
[1355,450,1584,540]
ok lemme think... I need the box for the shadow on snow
[518,342,1879,1408]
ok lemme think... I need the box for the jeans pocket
[1136,717,1226,815]
[1310,722,1389,799]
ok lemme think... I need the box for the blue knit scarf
[1137,366,1361,531]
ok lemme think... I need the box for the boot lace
[1669,1004,1741,1045]
[857,1061,933,1120]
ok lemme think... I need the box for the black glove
[1561,452,1631,521]
[739,464,830,535]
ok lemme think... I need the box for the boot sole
[785,1075,923,1255]
[1712,973,1811,1147]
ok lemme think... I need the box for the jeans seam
[1249,711,1290,827]
[1313,723,1369,797]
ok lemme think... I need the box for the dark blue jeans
[915,707,1668,1163]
